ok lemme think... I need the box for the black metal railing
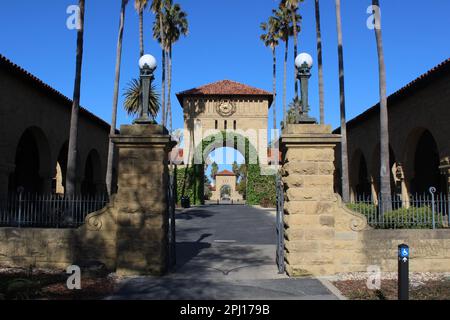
[0,193,109,229]
[347,187,449,229]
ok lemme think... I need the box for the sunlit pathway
[108,205,337,300]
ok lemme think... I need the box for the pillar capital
[439,157,450,175]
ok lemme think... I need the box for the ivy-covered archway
[176,131,276,206]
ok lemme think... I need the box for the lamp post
[295,53,317,124]
[134,54,157,124]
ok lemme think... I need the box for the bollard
[398,244,409,300]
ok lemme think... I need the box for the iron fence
[347,187,449,229]
[0,193,109,229]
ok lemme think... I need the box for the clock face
[216,101,236,117]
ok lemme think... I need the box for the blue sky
[1,0,449,175]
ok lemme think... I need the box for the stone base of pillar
[281,124,368,276]
[110,124,175,276]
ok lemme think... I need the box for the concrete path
[108,205,338,300]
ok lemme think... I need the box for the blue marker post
[398,244,409,300]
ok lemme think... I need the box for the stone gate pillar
[111,124,175,276]
[280,124,341,276]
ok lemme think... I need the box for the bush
[382,206,443,229]
[346,203,377,216]
[346,202,444,229]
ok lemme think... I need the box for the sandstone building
[0,54,116,198]
[334,58,450,201]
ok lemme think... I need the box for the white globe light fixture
[139,54,157,71]
[134,54,157,124]
[294,52,317,124]
[295,52,313,69]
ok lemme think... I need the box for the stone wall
[0,124,174,276]
[0,203,117,270]
[281,124,450,276]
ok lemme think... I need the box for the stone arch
[81,149,103,195]
[404,128,443,194]
[220,184,232,200]
[349,149,371,200]
[182,131,270,205]
[10,126,52,194]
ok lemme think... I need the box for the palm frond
[123,78,160,119]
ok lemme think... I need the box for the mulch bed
[333,279,450,300]
[0,268,116,300]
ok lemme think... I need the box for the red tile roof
[215,169,236,176]
[334,57,450,133]
[0,54,114,132]
[176,80,273,106]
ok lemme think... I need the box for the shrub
[346,202,444,229]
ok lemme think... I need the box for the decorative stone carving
[216,100,236,117]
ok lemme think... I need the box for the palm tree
[372,0,392,212]
[281,0,303,99]
[66,0,85,196]
[315,0,325,124]
[151,0,166,127]
[335,0,350,202]
[273,6,299,125]
[123,78,160,119]
[135,0,148,57]
[211,162,218,182]
[106,0,128,196]
[153,0,188,132]
[260,16,280,131]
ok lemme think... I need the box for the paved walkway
[107,205,337,300]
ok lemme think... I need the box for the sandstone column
[280,124,341,276]
[111,124,175,276]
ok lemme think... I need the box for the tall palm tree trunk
[373,0,392,212]
[272,46,277,131]
[167,46,173,132]
[335,0,350,202]
[283,38,289,124]
[161,48,166,126]
[106,0,127,195]
[291,10,299,100]
[159,12,166,127]
[66,0,85,196]
[139,7,144,57]
[315,0,325,125]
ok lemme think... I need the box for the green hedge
[346,203,444,229]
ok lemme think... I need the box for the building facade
[0,54,116,198]
[334,58,450,201]
[175,80,273,166]
[210,169,243,202]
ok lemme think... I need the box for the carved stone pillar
[111,124,175,276]
[395,163,410,208]
[440,157,450,195]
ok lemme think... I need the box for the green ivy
[176,131,276,207]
